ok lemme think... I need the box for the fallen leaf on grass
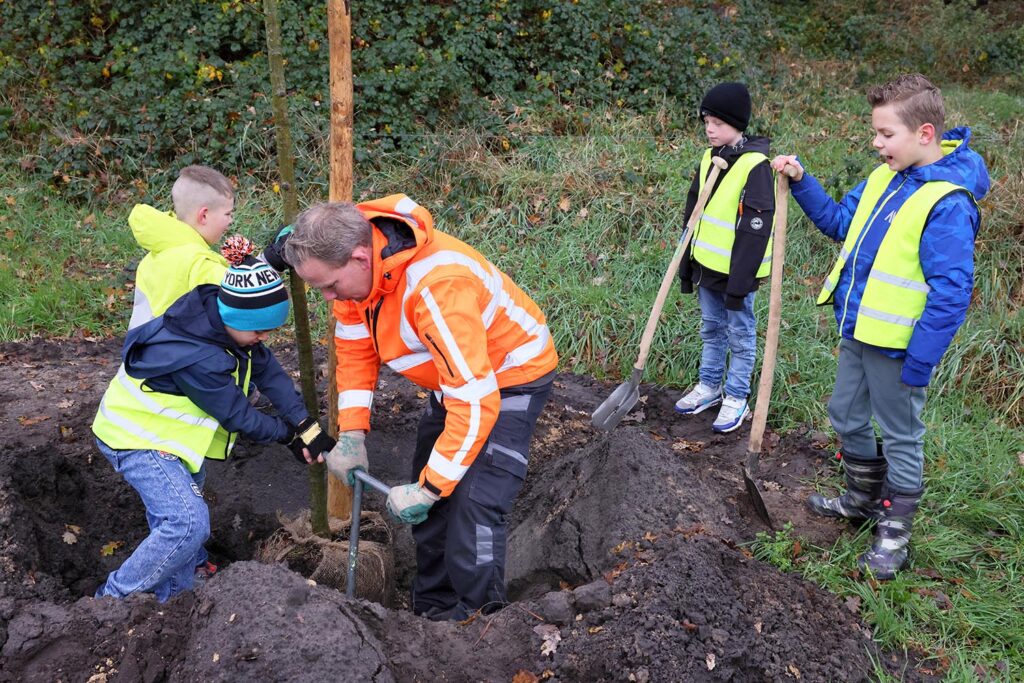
[18,415,51,426]
[1018,451,1024,467]
[100,540,124,556]
[534,624,561,657]
[843,596,861,614]
[558,196,571,212]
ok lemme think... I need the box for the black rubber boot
[807,448,887,522]
[858,487,923,580]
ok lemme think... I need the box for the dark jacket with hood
[678,135,775,310]
[122,284,307,444]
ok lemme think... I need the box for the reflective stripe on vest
[816,164,967,349]
[91,354,252,473]
[691,148,773,278]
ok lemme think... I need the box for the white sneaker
[712,395,750,433]
[674,382,722,415]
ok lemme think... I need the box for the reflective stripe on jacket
[92,354,252,473]
[691,148,773,278]
[817,164,966,349]
[127,205,228,329]
[333,194,559,497]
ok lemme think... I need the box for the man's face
[871,104,927,172]
[294,253,374,303]
[197,197,235,245]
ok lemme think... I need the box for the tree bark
[264,0,329,535]
[326,0,355,520]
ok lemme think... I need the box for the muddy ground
[0,338,918,681]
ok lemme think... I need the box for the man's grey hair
[286,202,373,267]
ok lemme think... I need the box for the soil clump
[2,339,887,681]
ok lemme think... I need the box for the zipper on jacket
[424,332,455,378]
[365,299,385,353]
[838,176,908,334]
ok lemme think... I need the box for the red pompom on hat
[220,234,255,266]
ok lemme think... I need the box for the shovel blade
[742,449,774,529]
[591,379,640,431]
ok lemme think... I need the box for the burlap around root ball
[254,509,394,605]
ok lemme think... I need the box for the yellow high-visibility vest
[92,353,252,473]
[691,148,773,278]
[817,164,967,349]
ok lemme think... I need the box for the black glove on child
[288,417,336,464]
[260,224,293,272]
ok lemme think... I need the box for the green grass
[2,69,1023,679]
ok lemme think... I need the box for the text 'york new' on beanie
[700,82,751,132]
[217,256,290,331]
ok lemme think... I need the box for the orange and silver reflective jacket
[333,195,558,497]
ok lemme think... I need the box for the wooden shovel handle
[634,156,728,371]
[748,169,795,454]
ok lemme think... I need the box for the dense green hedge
[0,0,774,198]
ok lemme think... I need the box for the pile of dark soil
[1,339,887,682]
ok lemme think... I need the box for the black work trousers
[410,376,553,620]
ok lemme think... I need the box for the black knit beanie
[699,82,751,132]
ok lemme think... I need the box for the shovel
[346,469,390,597]
[741,169,796,529]
[592,156,729,431]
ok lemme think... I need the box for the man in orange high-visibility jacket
[286,195,558,620]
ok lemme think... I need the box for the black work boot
[858,487,923,580]
[807,449,887,522]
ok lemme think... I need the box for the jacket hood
[356,194,435,301]
[123,285,234,378]
[712,134,771,164]
[905,127,990,201]
[129,204,211,253]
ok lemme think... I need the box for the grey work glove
[386,483,440,525]
[321,430,368,485]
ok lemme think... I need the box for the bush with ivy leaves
[0,0,775,199]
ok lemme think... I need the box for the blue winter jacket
[122,284,308,444]
[791,127,990,386]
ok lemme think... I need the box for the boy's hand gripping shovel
[592,156,729,431]
[346,469,391,597]
[742,168,796,529]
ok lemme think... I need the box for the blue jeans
[697,286,757,400]
[94,439,210,602]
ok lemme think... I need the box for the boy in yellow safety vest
[675,82,776,434]
[92,257,334,601]
[771,74,989,579]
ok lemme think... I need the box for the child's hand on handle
[771,155,804,181]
